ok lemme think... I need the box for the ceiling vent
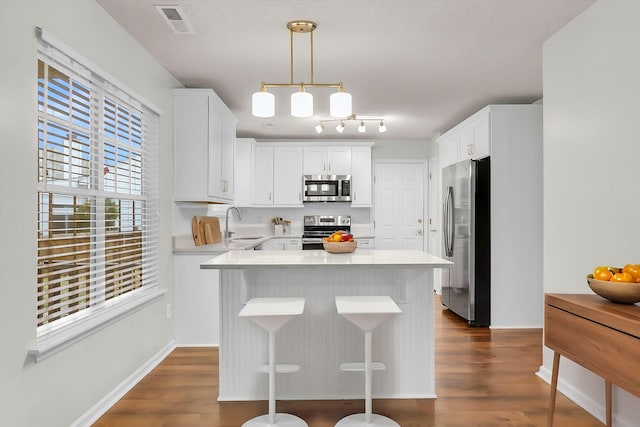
[154,5,195,34]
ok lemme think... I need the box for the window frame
[30,29,164,362]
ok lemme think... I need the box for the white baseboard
[536,365,635,427]
[71,339,176,427]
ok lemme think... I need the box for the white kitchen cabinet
[357,238,375,249]
[251,144,274,205]
[458,110,490,160]
[284,238,302,250]
[437,104,544,327]
[174,253,221,346]
[251,144,303,206]
[351,145,373,206]
[233,138,254,206]
[437,132,459,169]
[303,146,352,175]
[273,146,303,205]
[174,88,237,202]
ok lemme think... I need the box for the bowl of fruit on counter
[323,230,357,254]
[587,264,640,304]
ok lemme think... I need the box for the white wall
[542,0,640,425]
[0,1,179,425]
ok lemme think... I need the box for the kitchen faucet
[224,206,242,246]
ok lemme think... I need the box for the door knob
[416,229,423,235]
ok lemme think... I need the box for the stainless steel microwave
[302,175,351,202]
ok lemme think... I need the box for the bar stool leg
[269,330,276,425]
[365,330,372,424]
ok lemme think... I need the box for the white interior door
[374,162,425,250]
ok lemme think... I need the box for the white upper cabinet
[351,145,373,206]
[233,138,254,206]
[458,110,490,161]
[174,88,237,202]
[438,133,460,169]
[273,146,303,205]
[438,107,490,169]
[303,146,352,175]
[251,144,274,205]
[251,144,303,206]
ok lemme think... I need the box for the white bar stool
[335,296,402,427]
[239,297,307,427]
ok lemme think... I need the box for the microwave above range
[302,175,351,202]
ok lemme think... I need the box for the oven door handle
[302,238,324,244]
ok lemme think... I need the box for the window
[34,30,160,355]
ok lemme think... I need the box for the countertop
[200,249,452,269]
[172,233,376,254]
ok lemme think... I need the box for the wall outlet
[166,303,172,319]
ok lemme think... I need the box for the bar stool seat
[239,297,307,427]
[335,296,402,427]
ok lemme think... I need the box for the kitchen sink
[231,236,263,240]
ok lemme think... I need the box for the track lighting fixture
[314,114,387,134]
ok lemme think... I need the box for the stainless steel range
[302,215,351,250]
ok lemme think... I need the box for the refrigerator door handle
[444,186,454,257]
[442,188,449,256]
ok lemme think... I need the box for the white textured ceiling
[96,0,595,141]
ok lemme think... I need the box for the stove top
[303,215,351,238]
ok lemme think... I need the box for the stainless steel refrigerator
[441,158,491,326]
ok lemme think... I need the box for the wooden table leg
[605,379,612,427]
[547,352,560,427]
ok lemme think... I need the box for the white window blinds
[36,30,160,338]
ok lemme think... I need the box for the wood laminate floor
[93,295,603,426]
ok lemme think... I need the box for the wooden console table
[544,294,640,426]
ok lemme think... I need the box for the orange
[333,234,342,242]
[622,264,640,281]
[611,272,634,283]
[593,267,613,281]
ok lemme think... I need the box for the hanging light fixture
[251,20,352,118]
[314,114,387,134]
[291,85,313,117]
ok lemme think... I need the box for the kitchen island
[201,249,451,401]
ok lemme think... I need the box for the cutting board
[200,216,222,244]
[192,216,205,246]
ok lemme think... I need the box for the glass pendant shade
[378,120,387,133]
[252,91,275,118]
[336,121,345,133]
[315,123,324,134]
[358,120,366,133]
[329,91,352,117]
[291,91,313,118]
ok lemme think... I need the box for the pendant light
[291,85,313,118]
[251,21,352,118]
[252,85,275,118]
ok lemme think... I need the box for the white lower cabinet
[357,238,375,249]
[174,253,221,346]
[285,238,302,250]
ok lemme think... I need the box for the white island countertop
[200,249,452,269]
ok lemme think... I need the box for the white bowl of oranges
[587,264,640,304]
[323,230,357,254]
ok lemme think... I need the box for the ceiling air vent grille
[154,5,195,34]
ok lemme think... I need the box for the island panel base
[218,267,436,401]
